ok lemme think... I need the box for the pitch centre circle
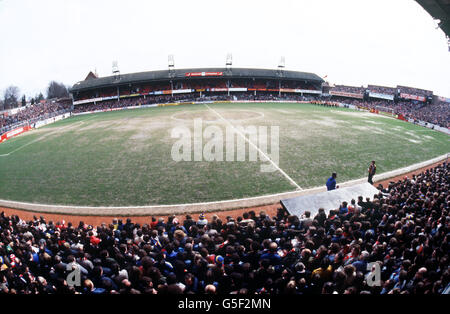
[171,109,264,123]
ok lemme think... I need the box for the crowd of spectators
[398,86,433,97]
[412,101,450,128]
[367,85,397,96]
[330,85,366,95]
[71,92,320,114]
[325,95,449,128]
[0,101,72,134]
[330,84,432,98]
[0,162,448,294]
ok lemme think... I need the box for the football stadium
[1,68,449,211]
[0,0,449,300]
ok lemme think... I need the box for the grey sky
[0,0,449,98]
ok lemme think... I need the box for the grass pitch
[0,102,449,207]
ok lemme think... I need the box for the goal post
[374,105,396,117]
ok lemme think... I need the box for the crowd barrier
[0,125,33,144]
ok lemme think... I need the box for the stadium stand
[367,85,397,96]
[397,86,433,98]
[414,99,450,127]
[330,85,366,94]
[0,162,448,294]
[0,100,72,135]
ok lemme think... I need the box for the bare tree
[46,81,68,99]
[3,86,20,109]
[35,92,45,103]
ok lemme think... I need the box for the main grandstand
[70,67,324,107]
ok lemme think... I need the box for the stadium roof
[70,67,324,93]
[415,0,450,38]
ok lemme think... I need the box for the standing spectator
[368,161,376,185]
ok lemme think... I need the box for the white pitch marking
[170,109,265,124]
[204,104,302,190]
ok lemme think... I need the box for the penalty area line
[204,104,302,190]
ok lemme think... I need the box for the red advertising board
[185,72,223,77]
[400,93,426,102]
[0,125,32,144]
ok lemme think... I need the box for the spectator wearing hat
[197,214,208,227]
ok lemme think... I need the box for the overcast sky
[0,0,449,98]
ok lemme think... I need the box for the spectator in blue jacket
[339,202,349,216]
[260,242,281,266]
[326,173,338,191]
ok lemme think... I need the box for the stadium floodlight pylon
[277,56,285,96]
[112,60,120,82]
[226,53,232,68]
[112,61,119,74]
[277,56,285,77]
[168,54,175,78]
[226,53,233,93]
[278,56,285,69]
[226,53,232,77]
